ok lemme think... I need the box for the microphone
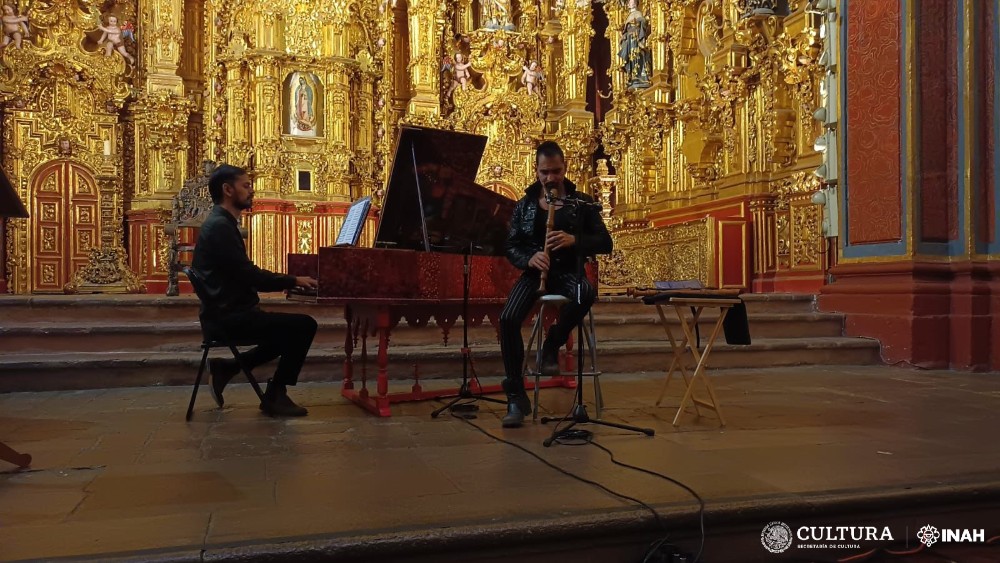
[557,195,603,210]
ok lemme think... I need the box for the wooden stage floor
[1,365,999,563]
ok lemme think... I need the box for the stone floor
[1,365,1000,562]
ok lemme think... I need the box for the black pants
[208,308,318,386]
[499,271,596,386]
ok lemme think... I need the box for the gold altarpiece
[0,0,826,294]
[1,0,143,294]
[598,0,829,292]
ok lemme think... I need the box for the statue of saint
[2,4,29,49]
[618,0,652,90]
[482,0,514,31]
[97,14,136,66]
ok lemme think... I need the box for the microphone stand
[432,242,506,418]
[542,196,654,445]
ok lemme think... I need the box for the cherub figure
[521,60,543,96]
[444,52,472,98]
[98,14,136,66]
[2,4,29,49]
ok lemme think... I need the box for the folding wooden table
[640,291,742,427]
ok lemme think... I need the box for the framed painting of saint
[284,72,324,137]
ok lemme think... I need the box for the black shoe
[260,381,308,417]
[502,402,526,428]
[209,358,242,407]
[500,379,531,427]
[501,379,531,413]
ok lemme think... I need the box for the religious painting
[284,72,323,137]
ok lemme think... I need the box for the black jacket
[505,179,613,272]
[191,205,296,319]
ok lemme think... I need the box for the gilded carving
[1,0,136,293]
[297,221,313,254]
[1,0,826,294]
[599,0,825,289]
[64,247,146,294]
[774,171,823,269]
[790,203,820,267]
[600,219,712,289]
[42,228,56,251]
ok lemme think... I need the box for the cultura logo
[761,521,793,554]
[917,525,940,547]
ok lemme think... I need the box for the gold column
[249,56,282,196]
[326,62,354,200]
[225,64,251,166]
[133,0,190,201]
[144,0,185,95]
[558,2,591,110]
[407,0,444,116]
[355,74,377,199]
[551,2,594,184]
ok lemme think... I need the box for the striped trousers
[499,270,596,390]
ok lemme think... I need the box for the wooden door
[30,161,100,293]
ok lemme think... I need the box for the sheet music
[335,196,372,246]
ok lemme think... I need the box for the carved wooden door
[30,161,100,293]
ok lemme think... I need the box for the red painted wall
[978,0,995,244]
[918,0,959,243]
[846,0,902,245]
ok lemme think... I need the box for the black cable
[541,370,584,442]
[587,439,705,563]
[452,412,668,534]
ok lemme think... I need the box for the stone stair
[0,293,882,392]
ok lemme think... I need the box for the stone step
[0,295,322,323]
[0,311,845,353]
[0,337,881,393]
[0,292,818,323]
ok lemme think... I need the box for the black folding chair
[183,267,265,421]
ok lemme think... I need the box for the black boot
[540,335,561,377]
[501,378,531,428]
[260,380,308,417]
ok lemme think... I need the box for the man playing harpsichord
[498,142,614,428]
[192,164,319,417]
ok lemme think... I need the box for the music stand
[426,176,513,417]
[541,195,654,444]
[430,240,508,418]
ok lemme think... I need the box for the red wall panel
[846,0,903,244]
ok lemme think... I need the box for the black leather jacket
[505,179,613,272]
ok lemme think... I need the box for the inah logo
[761,521,794,553]
[917,525,940,547]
